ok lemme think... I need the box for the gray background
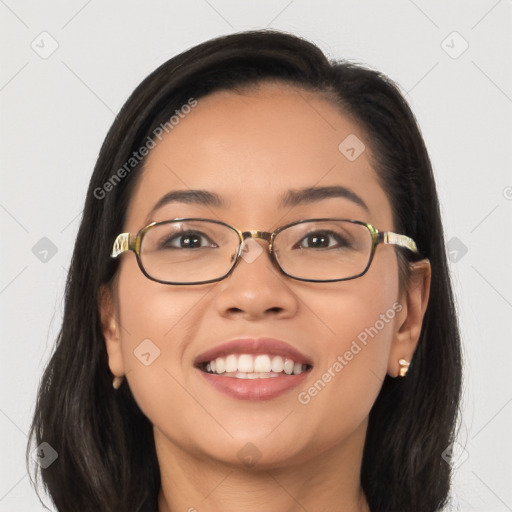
[1,1,511,510]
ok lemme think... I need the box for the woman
[27,29,462,512]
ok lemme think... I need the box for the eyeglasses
[110,218,421,285]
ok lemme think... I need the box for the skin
[100,82,431,512]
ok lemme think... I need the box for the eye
[295,230,351,250]
[160,230,217,249]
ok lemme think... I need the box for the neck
[155,422,370,512]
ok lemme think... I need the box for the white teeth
[254,355,271,372]
[271,355,284,373]
[231,372,281,379]
[203,353,309,377]
[215,357,225,374]
[238,354,254,373]
[225,354,237,373]
[283,359,294,375]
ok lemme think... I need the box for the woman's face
[102,82,422,469]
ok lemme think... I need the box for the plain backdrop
[1,1,511,510]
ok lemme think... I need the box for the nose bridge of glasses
[241,230,273,244]
[237,230,275,258]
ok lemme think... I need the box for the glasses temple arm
[379,231,420,255]
[110,233,132,258]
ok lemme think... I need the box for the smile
[200,353,311,378]
[194,337,314,400]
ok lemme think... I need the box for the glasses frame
[110,217,421,285]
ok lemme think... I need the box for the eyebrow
[280,185,369,212]
[145,190,227,223]
[146,185,369,221]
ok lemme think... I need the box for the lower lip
[198,369,311,400]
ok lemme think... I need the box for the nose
[213,231,299,320]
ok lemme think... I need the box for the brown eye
[295,230,350,250]
[160,231,215,250]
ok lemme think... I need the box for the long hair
[27,29,462,512]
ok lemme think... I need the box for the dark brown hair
[27,29,462,512]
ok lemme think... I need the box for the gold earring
[112,376,124,389]
[398,358,410,377]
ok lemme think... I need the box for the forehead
[124,82,393,231]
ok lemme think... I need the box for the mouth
[194,338,313,400]
[198,353,312,378]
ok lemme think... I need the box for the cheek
[114,263,203,421]
[316,248,400,365]
[293,254,401,445]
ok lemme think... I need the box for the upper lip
[194,337,313,367]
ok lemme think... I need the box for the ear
[388,259,431,377]
[98,283,125,377]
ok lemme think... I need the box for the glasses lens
[274,220,373,281]
[140,220,240,283]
